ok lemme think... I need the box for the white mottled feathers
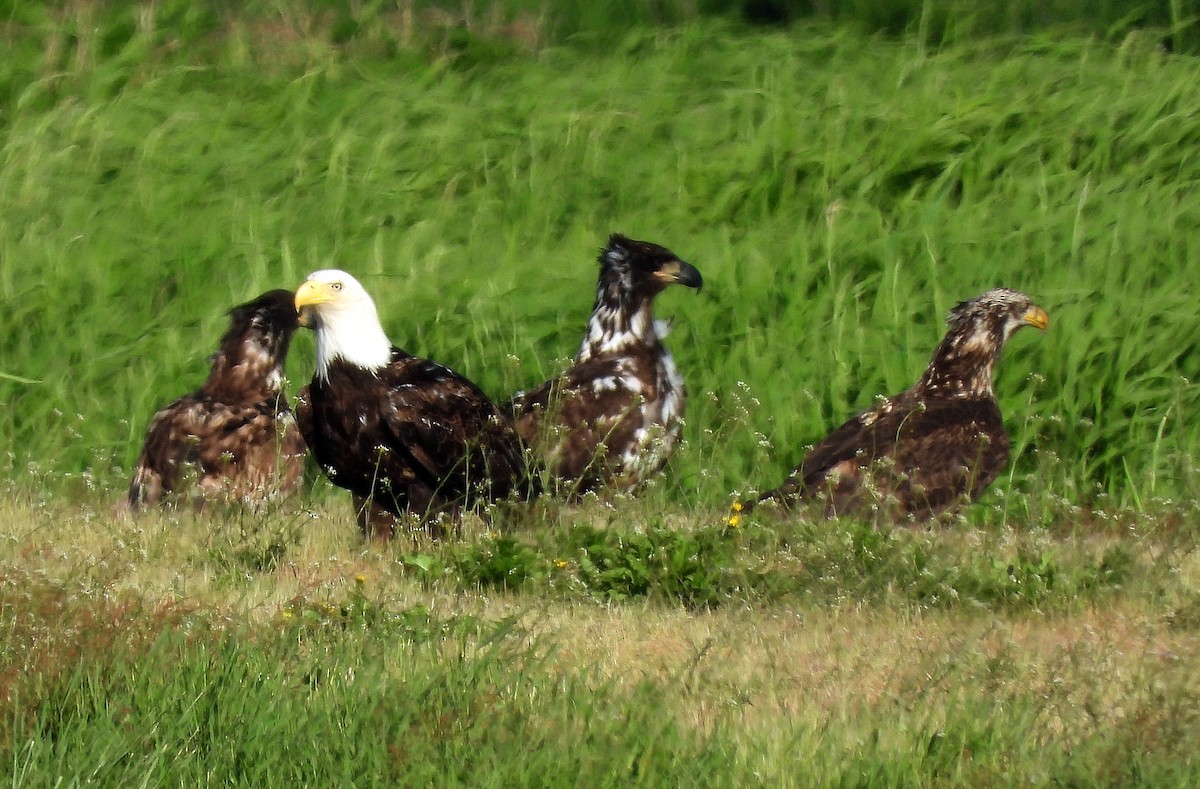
[508,234,702,493]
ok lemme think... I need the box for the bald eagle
[507,234,703,494]
[294,269,531,538]
[752,288,1049,521]
[127,289,307,510]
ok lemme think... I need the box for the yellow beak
[295,280,337,310]
[1023,306,1049,331]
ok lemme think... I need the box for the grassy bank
[2,1,1195,58]
[2,497,1199,785]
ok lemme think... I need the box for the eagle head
[202,289,301,400]
[229,289,300,336]
[945,288,1049,345]
[923,287,1049,396]
[295,269,392,379]
[601,234,703,297]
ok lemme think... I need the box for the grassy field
[4,495,1200,784]
[2,2,1200,784]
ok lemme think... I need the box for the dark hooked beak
[657,260,703,292]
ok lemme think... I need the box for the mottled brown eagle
[127,289,307,509]
[294,269,531,538]
[507,234,703,494]
[752,288,1049,521]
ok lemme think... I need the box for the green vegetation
[2,2,1200,784]
[3,1,1199,509]
[3,499,1200,785]
[2,573,730,785]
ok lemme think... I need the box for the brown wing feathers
[508,234,702,493]
[753,288,1047,521]
[127,268,1042,531]
[128,289,306,509]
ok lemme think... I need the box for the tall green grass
[2,12,1197,510]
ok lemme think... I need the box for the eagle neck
[918,328,1001,399]
[314,306,393,382]
[576,282,657,362]
[201,335,287,403]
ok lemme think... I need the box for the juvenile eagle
[294,269,530,538]
[128,289,306,509]
[508,234,703,493]
[753,288,1048,521]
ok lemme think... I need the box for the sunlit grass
[3,491,1200,784]
[3,18,1198,511]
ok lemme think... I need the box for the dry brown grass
[525,598,1200,735]
[3,494,1198,773]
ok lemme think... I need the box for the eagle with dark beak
[508,234,703,494]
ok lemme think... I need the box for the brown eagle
[507,234,703,494]
[752,288,1049,521]
[127,289,307,510]
[293,269,531,538]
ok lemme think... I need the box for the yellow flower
[354,574,367,585]
[554,559,569,569]
[726,513,741,528]
[731,501,743,513]
[281,610,294,619]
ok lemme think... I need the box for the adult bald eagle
[294,269,530,538]
[127,289,307,509]
[752,288,1048,521]
[507,234,703,494]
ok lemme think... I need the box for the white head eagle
[292,268,532,538]
[295,269,392,381]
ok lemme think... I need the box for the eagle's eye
[332,282,343,291]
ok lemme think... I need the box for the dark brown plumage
[127,289,306,509]
[753,288,1049,521]
[294,269,530,538]
[508,234,702,494]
